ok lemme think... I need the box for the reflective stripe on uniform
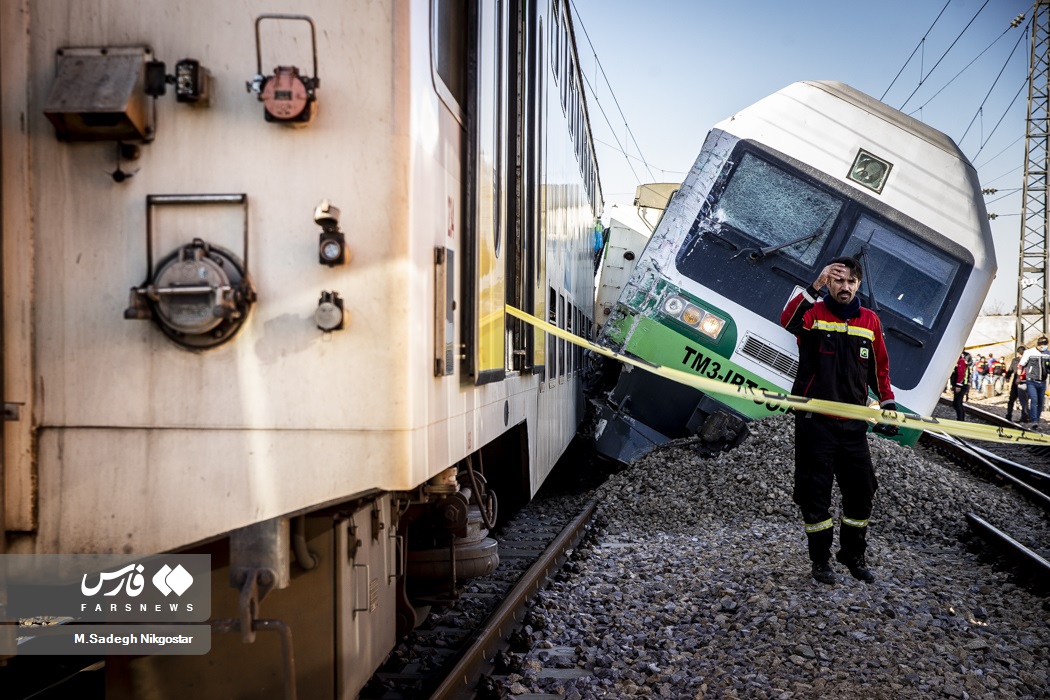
[842,516,869,528]
[804,518,834,533]
[811,319,875,341]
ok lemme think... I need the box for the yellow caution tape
[506,305,1050,447]
[964,338,1014,352]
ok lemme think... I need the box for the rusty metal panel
[43,47,153,141]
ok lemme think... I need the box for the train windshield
[845,214,959,329]
[712,153,843,265]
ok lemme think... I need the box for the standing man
[1020,336,1050,428]
[781,257,897,585]
[951,352,971,421]
[990,355,1005,395]
[973,355,987,393]
[1005,346,1030,424]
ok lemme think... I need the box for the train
[589,80,995,463]
[0,0,600,696]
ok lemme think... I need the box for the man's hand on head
[814,263,848,290]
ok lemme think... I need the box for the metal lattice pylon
[1016,0,1050,345]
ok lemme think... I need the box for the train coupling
[686,396,750,455]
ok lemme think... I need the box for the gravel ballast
[515,415,1050,699]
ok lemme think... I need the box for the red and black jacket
[780,285,895,410]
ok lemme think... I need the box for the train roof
[711,80,992,255]
[801,80,969,165]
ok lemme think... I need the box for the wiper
[699,226,740,251]
[858,243,880,312]
[732,211,834,261]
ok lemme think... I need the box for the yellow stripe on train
[506,305,1050,447]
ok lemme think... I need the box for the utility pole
[1016,0,1050,345]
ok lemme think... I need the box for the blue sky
[571,0,1033,311]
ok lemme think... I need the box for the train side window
[560,26,568,111]
[549,287,558,382]
[551,0,559,83]
[558,293,566,378]
[431,0,467,121]
[844,214,961,329]
[574,306,582,372]
[566,303,574,375]
[568,57,576,128]
[704,152,843,267]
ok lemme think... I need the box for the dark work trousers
[793,413,878,564]
[952,384,968,421]
[1006,380,1030,422]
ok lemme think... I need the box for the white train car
[0,0,600,695]
[592,81,994,462]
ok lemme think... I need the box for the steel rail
[919,432,1050,512]
[958,440,1050,496]
[428,499,598,700]
[966,513,1050,588]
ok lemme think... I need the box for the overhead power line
[957,21,1029,148]
[898,0,993,112]
[569,0,656,183]
[881,0,954,101]
[908,16,1023,115]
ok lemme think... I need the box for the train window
[710,153,843,266]
[567,304,574,374]
[844,214,960,329]
[431,0,467,117]
[549,288,558,381]
[575,307,583,370]
[551,1,559,83]
[558,293,566,378]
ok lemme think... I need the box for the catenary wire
[964,78,1029,161]
[593,137,688,177]
[881,0,955,101]
[958,26,1028,147]
[569,0,656,183]
[899,0,993,111]
[908,17,1024,115]
[580,70,646,186]
[974,134,1025,171]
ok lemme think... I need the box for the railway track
[363,479,601,699]
[2,459,604,700]
[925,398,1050,592]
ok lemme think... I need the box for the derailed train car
[590,81,994,463]
[0,0,600,696]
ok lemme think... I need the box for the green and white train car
[591,81,994,462]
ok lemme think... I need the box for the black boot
[805,524,835,584]
[811,560,836,584]
[837,524,875,582]
[836,551,876,582]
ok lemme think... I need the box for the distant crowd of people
[950,336,1050,429]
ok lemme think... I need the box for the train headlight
[681,305,704,326]
[663,294,727,341]
[662,296,685,317]
[698,313,726,340]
